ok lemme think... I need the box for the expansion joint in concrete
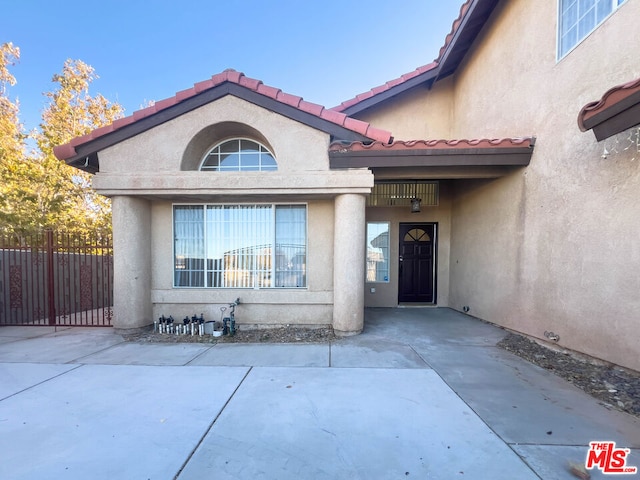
[173,366,253,480]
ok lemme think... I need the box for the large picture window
[174,204,306,288]
[558,0,626,59]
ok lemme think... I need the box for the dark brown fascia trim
[329,147,533,168]
[67,152,99,174]
[340,70,438,117]
[435,1,481,78]
[436,0,500,80]
[69,85,230,164]
[583,90,640,141]
[340,0,501,117]
[66,82,374,167]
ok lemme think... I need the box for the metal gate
[0,230,113,326]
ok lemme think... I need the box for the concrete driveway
[0,308,638,479]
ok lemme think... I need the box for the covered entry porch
[329,138,536,309]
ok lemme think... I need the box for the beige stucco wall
[94,94,372,332]
[111,196,152,331]
[446,0,640,371]
[97,95,331,174]
[354,0,640,370]
[356,76,455,141]
[364,181,452,308]
[93,95,374,200]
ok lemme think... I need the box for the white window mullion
[199,138,277,171]
[558,0,625,59]
[272,205,277,287]
[204,206,209,288]
[174,203,306,289]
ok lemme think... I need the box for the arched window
[404,229,430,242]
[200,138,277,171]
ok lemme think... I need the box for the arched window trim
[199,137,277,172]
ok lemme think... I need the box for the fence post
[46,230,56,326]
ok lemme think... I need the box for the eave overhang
[334,0,501,116]
[435,0,501,80]
[56,70,392,173]
[578,77,640,141]
[329,138,536,171]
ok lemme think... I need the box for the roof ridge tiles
[331,0,473,113]
[194,79,215,93]
[299,99,325,117]
[276,90,303,108]
[256,83,282,98]
[239,75,263,90]
[331,61,439,113]
[437,1,473,61]
[54,68,392,161]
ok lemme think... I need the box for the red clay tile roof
[578,76,640,139]
[54,69,392,162]
[331,0,504,115]
[328,137,536,169]
[436,1,473,63]
[329,137,535,152]
[331,0,473,113]
[331,62,439,114]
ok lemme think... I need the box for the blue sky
[2,1,463,133]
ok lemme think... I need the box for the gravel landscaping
[498,332,640,418]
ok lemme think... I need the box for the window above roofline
[557,0,627,61]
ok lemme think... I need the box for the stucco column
[333,193,366,335]
[111,196,152,331]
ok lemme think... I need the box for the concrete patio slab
[0,364,249,480]
[0,325,70,338]
[0,330,124,364]
[512,444,640,480]
[177,367,539,480]
[0,335,20,345]
[188,343,329,367]
[77,342,213,366]
[415,343,640,447]
[365,307,508,347]
[0,363,79,399]
[330,338,430,368]
[1,308,639,479]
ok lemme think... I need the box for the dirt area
[498,333,640,418]
[123,325,336,345]
[123,325,639,419]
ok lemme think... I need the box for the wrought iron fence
[0,230,113,326]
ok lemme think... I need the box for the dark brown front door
[398,223,436,303]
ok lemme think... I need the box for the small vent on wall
[367,181,439,207]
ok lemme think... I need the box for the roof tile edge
[54,69,392,162]
[330,0,473,113]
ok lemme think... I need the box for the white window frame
[557,0,626,60]
[199,137,277,172]
[173,203,307,289]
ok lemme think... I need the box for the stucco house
[55,0,640,371]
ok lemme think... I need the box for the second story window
[200,138,277,171]
[558,0,626,59]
